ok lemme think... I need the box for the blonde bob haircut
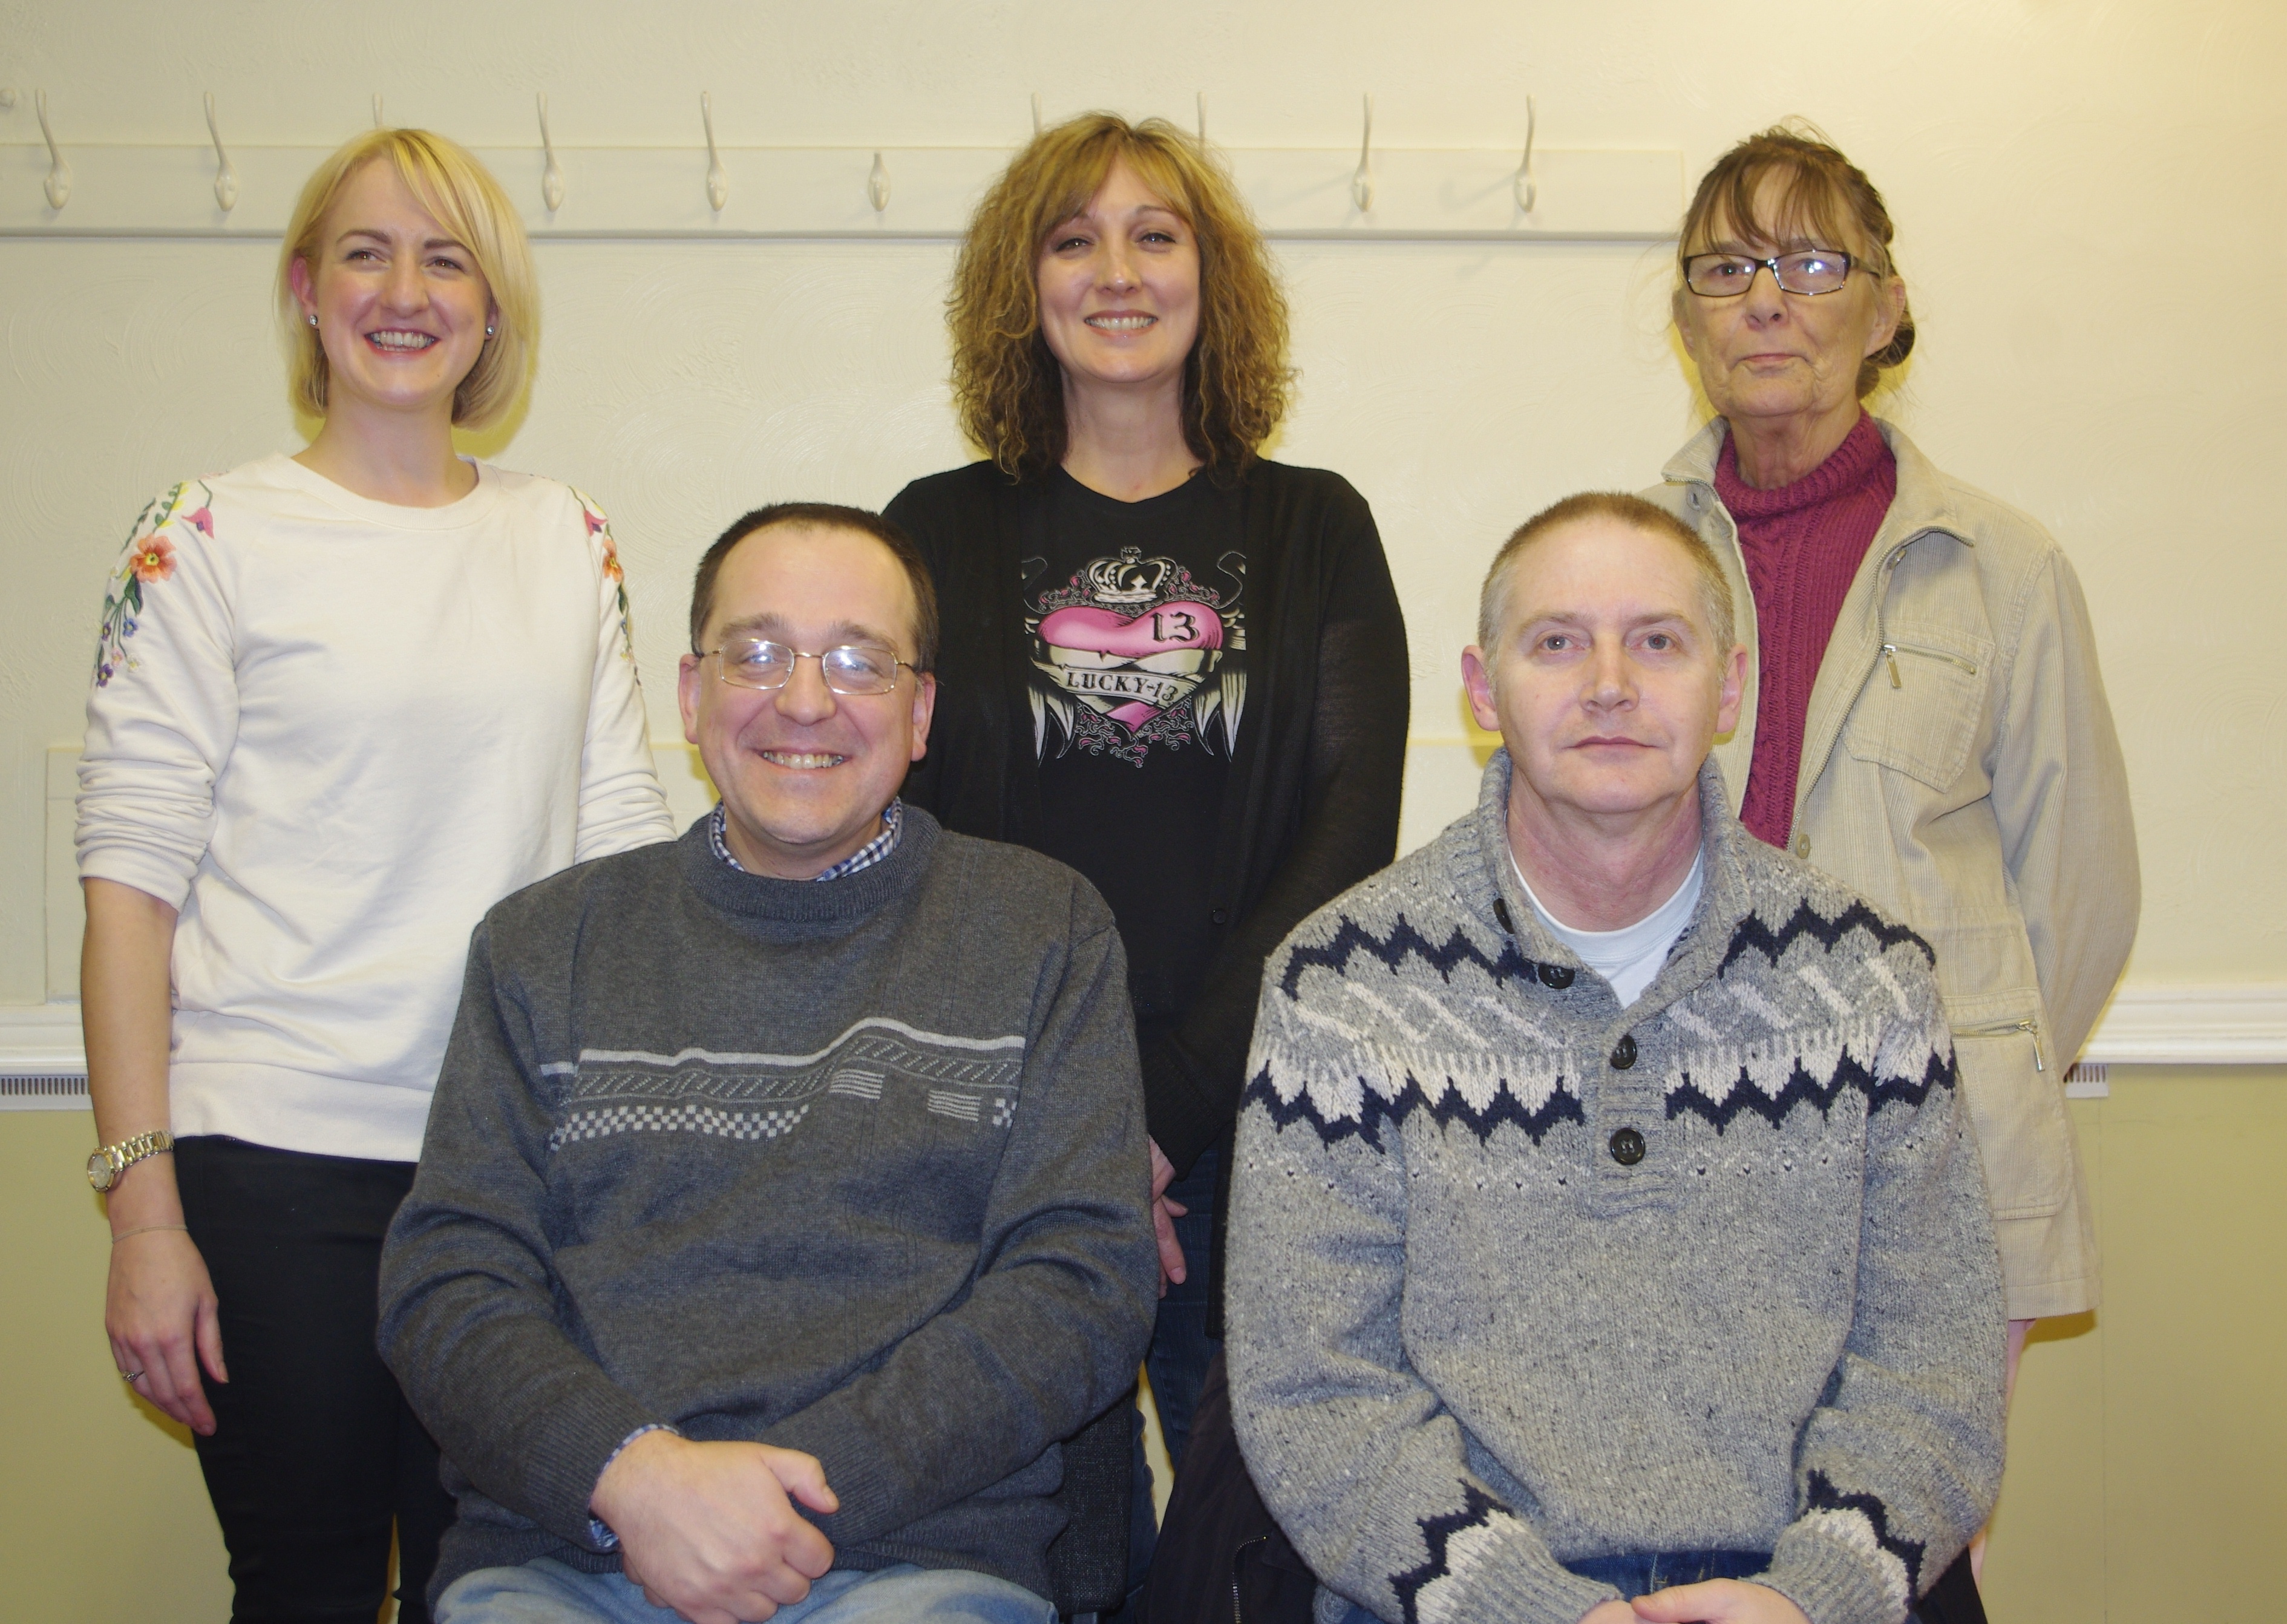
[276,128,538,429]
[949,113,1293,483]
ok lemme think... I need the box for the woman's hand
[82,878,221,1430]
[1147,1138,1189,1297]
[106,1222,226,1434]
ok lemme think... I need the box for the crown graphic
[1084,548,1174,607]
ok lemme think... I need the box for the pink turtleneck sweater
[1715,412,1899,849]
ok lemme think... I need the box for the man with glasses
[379,504,1158,1624]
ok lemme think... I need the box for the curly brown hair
[1677,123,1914,399]
[948,113,1293,482]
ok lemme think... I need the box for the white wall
[5,7,2286,1620]
[7,0,2282,1009]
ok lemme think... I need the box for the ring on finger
[122,1369,145,1383]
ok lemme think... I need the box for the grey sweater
[378,810,1159,1599]
[1226,755,2005,1624]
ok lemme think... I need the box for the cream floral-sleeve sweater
[77,454,676,1162]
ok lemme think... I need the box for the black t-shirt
[1020,468,1245,1024]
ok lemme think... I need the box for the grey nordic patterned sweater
[378,809,1159,1599]
[1226,754,2005,1624]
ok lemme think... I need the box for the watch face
[87,1149,114,1191]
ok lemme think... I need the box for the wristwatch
[87,1130,175,1193]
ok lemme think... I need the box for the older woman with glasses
[77,128,672,1621]
[1646,123,2138,1594]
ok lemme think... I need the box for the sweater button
[1538,963,1574,990]
[1610,1035,1638,1069]
[1609,1128,1646,1166]
[1793,833,1811,859]
[1210,908,1228,925]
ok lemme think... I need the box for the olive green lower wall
[1978,1072,2287,1622]
[7,1071,2282,1623]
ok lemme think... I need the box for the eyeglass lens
[1684,249,1853,297]
[716,640,902,695]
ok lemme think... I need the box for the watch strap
[90,1128,175,1190]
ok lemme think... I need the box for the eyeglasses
[1682,248,1857,298]
[701,639,915,696]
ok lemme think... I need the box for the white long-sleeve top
[77,454,676,1162]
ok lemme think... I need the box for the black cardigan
[887,459,1410,1175]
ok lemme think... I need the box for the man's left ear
[908,672,938,762]
[1715,643,1748,736]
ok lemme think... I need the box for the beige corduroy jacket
[1644,416,2138,1319]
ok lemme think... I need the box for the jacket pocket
[1844,627,1994,790]
[1951,1015,2070,1220]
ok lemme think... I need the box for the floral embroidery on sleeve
[571,486,635,661]
[94,481,212,687]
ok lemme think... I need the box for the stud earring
[307,313,318,328]
[485,324,496,337]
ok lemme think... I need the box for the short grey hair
[1477,491,1736,657]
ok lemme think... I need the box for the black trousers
[175,1135,454,1624]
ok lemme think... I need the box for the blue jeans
[1144,1144,1222,1467]
[437,1560,1056,1624]
[1125,1144,1223,1599]
[1330,1550,1927,1623]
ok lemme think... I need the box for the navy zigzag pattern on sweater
[1279,912,1545,1000]
[1390,1481,1517,1624]
[1245,1065,1585,1151]
[1717,899,1935,978]
[1805,1468,1926,1596]
[1666,1045,1955,1131]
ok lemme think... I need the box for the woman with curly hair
[885,110,1408,1503]
[77,128,672,1620]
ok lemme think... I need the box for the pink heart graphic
[1038,603,1222,657]
[1038,603,1222,727]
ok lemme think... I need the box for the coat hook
[537,93,565,212]
[35,90,70,210]
[372,93,385,129]
[1031,93,1043,137]
[1513,95,1538,213]
[1195,92,1207,145]
[868,151,891,213]
[1350,93,1375,214]
[701,92,728,212]
[205,92,240,212]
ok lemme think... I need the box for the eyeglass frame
[1680,247,1860,298]
[695,637,923,696]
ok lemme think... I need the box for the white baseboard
[2078,984,2287,1066]
[7,986,2285,1109]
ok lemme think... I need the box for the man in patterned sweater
[1225,494,2004,1624]
[379,506,1157,1624]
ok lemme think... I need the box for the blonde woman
[885,114,1409,1557]
[79,129,672,1621]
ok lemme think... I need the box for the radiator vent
[0,1072,91,1110]
[2063,1061,2109,1099]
